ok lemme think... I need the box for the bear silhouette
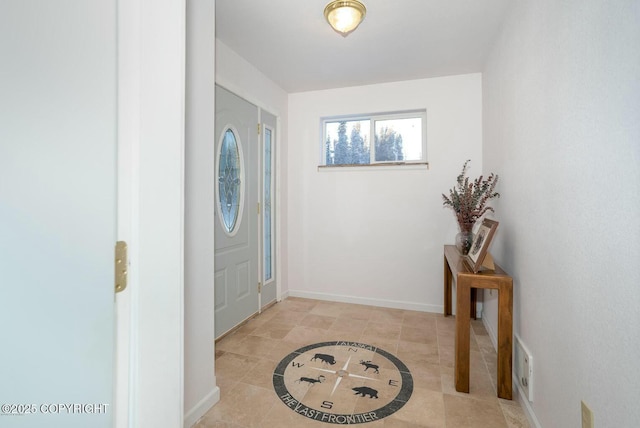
[352,386,378,398]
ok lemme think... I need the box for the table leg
[497,282,513,399]
[444,256,452,316]
[455,277,471,393]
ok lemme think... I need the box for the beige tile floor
[195,297,530,428]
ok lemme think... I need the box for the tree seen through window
[324,115,422,166]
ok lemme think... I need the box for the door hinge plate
[258,282,262,293]
[115,241,128,293]
[257,123,261,134]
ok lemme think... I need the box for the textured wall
[482,1,640,426]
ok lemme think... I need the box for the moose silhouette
[359,360,379,374]
[295,375,325,386]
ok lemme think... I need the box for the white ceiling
[215,0,512,93]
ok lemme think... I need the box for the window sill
[317,162,429,172]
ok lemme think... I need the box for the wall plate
[515,334,533,402]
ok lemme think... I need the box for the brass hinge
[257,202,261,215]
[258,282,262,293]
[257,123,261,134]
[115,241,128,293]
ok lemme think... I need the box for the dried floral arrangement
[442,160,500,233]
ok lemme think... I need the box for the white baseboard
[481,317,541,428]
[184,386,220,428]
[286,289,443,314]
[481,313,498,349]
[515,385,542,428]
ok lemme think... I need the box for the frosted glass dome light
[324,0,366,37]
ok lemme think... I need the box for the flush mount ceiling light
[324,0,367,37]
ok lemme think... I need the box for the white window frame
[320,110,427,167]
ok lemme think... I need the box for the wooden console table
[443,244,513,400]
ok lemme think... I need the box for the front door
[0,2,116,427]
[214,86,259,338]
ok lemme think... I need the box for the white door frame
[115,0,138,424]
[116,0,186,426]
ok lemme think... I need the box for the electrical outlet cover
[515,334,533,402]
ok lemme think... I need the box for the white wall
[135,0,186,426]
[482,1,640,427]
[185,0,218,426]
[215,40,289,297]
[287,74,482,310]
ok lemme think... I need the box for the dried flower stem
[442,160,500,232]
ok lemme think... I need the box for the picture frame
[467,219,499,273]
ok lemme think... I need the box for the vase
[455,230,474,255]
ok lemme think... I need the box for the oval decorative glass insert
[218,129,242,233]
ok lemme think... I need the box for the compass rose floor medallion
[273,341,413,425]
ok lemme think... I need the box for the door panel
[215,86,259,338]
[0,2,116,427]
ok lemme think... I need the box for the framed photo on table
[467,219,499,273]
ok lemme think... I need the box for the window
[321,110,427,166]
[217,128,243,234]
[263,126,274,282]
